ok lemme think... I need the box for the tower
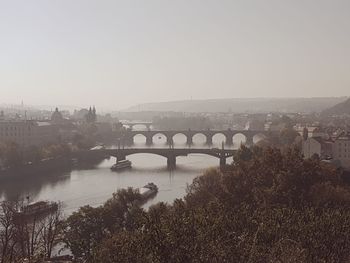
[303,127,308,141]
[85,106,97,123]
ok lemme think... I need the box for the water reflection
[0,134,252,215]
[0,172,70,201]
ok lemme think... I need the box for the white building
[332,132,350,170]
[302,137,332,159]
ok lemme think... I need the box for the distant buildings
[295,125,329,139]
[51,107,65,125]
[246,119,265,131]
[333,132,350,169]
[301,127,350,170]
[85,107,97,123]
[302,136,333,159]
[0,120,59,147]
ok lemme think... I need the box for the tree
[0,201,63,262]
[280,127,299,146]
[63,188,143,262]
[0,201,19,263]
[39,205,64,259]
[63,146,350,262]
[63,205,105,261]
[1,142,23,168]
[25,146,43,164]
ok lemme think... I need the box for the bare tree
[1,201,64,262]
[0,201,18,263]
[40,203,64,259]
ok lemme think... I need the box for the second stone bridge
[122,129,272,146]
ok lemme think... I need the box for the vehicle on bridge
[111,159,132,171]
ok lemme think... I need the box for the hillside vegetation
[322,97,350,116]
[124,97,346,113]
[63,146,350,262]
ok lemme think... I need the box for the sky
[0,0,349,110]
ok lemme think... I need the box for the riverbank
[0,157,73,180]
[0,149,110,180]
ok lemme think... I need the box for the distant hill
[322,98,350,116]
[124,97,347,113]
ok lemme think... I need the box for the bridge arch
[131,132,148,145]
[232,133,247,147]
[253,133,268,145]
[192,133,207,145]
[117,152,169,159]
[172,132,190,145]
[211,132,227,146]
[152,132,168,145]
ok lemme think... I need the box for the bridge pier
[245,136,254,147]
[206,135,213,145]
[220,157,226,166]
[167,136,174,146]
[167,155,176,169]
[116,153,126,162]
[186,135,193,145]
[225,136,233,145]
[122,136,133,146]
[146,135,153,145]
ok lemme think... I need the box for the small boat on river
[140,182,158,199]
[111,160,132,171]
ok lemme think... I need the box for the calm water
[0,133,254,215]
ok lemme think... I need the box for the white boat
[111,160,132,171]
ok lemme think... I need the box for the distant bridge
[122,129,274,146]
[121,121,153,130]
[79,148,237,169]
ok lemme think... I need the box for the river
[0,132,252,215]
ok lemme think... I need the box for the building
[85,107,97,123]
[51,108,64,125]
[246,119,266,131]
[301,130,350,170]
[0,120,59,148]
[302,137,333,159]
[332,132,350,170]
[295,125,329,139]
[266,122,287,132]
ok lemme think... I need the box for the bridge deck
[103,148,236,159]
[82,148,237,168]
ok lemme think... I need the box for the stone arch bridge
[123,129,274,146]
[121,121,153,130]
[77,148,237,169]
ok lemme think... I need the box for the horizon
[0,95,349,112]
[0,96,348,116]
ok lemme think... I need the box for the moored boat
[15,201,58,218]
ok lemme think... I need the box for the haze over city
[1,0,350,109]
[2,1,350,262]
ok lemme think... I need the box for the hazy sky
[1,0,349,109]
